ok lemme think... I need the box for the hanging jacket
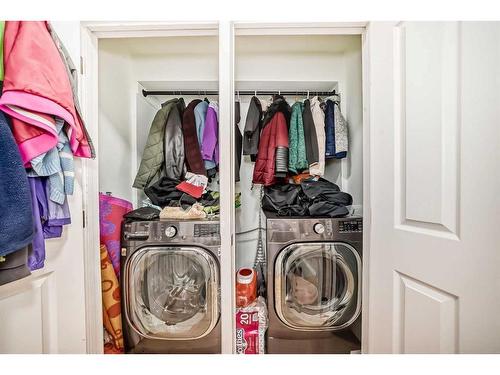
[47,22,95,159]
[201,101,219,169]
[324,99,336,158]
[302,99,319,171]
[0,111,33,257]
[182,99,206,176]
[288,102,308,174]
[194,101,208,147]
[235,101,242,182]
[243,96,263,161]
[27,117,74,205]
[309,96,325,176]
[252,111,289,186]
[164,103,186,180]
[0,21,92,164]
[333,101,348,158]
[133,98,178,189]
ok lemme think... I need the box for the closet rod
[142,89,338,97]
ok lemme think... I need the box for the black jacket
[302,99,319,167]
[243,96,263,161]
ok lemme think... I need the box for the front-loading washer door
[274,242,361,331]
[124,246,219,340]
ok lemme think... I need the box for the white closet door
[367,21,500,353]
[0,21,88,354]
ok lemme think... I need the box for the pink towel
[99,194,133,279]
[0,21,92,164]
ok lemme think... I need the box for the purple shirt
[201,102,219,167]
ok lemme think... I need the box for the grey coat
[242,96,263,161]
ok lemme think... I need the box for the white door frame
[80,21,372,354]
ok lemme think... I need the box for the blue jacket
[325,99,347,159]
[0,111,34,257]
[324,99,336,158]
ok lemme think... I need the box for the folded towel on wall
[100,244,124,354]
[0,111,33,257]
[99,193,133,279]
[0,21,92,164]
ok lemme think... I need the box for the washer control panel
[338,218,363,233]
[194,224,220,237]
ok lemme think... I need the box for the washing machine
[265,211,362,354]
[121,219,221,354]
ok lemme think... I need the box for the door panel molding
[393,271,458,354]
[0,271,58,353]
[393,22,461,240]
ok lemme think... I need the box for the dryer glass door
[275,242,361,331]
[125,246,219,340]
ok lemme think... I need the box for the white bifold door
[368,22,500,353]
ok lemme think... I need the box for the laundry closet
[233,33,364,354]
[2,21,498,355]
[92,24,367,355]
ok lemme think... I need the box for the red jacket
[252,111,289,186]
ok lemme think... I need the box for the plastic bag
[235,296,268,354]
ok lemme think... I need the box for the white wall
[234,35,363,269]
[98,36,219,205]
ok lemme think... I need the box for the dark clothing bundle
[124,207,161,223]
[144,175,218,210]
[262,177,352,218]
[144,176,188,207]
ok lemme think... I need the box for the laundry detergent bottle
[236,268,257,308]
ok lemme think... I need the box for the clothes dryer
[121,219,220,354]
[265,212,362,354]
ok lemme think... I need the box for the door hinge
[80,56,84,75]
[82,209,86,228]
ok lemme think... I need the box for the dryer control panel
[194,223,220,238]
[338,218,363,233]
